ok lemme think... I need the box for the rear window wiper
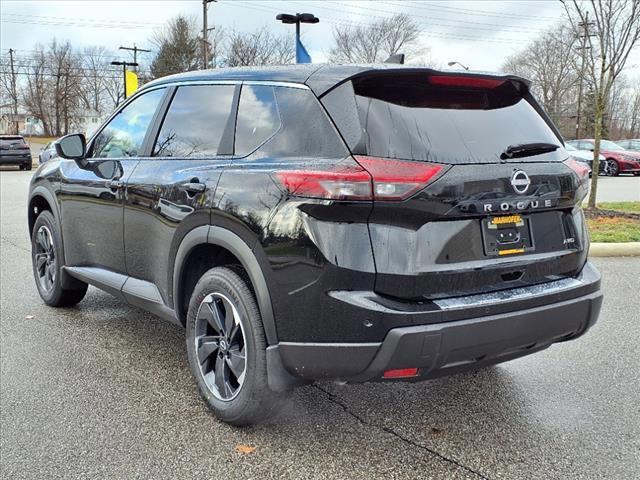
[500,142,559,160]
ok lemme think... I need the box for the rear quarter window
[235,86,348,159]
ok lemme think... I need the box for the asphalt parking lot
[1,169,639,480]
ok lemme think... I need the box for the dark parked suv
[28,65,603,425]
[0,135,32,170]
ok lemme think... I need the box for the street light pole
[276,13,319,63]
[111,61,139,103]
[447,61,470,70]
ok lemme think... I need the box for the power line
[313,0,551,34]
[0,18,156,30]
[380,1,559,21]
[226,1,532,44]
[1,12,163,27]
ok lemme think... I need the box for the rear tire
[24,162,32,171]
[31,210,88,307]
[605,158,619,176]
[186,266,289,426]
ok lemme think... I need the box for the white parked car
[565,142,605,175]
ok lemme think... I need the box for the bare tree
[22,46,52,135]
[329,13,420,63]
[0,49,23,133]
[78,46,111,115]
[503,25,579,128]
[562,0,640,209]
[224,28,294,67]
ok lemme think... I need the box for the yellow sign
[125,70,138,98]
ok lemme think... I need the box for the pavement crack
[313,384,491,480]
[0,236,29,253]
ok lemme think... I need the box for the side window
[153,85,235,157]
[92,88,165,158]
[235,85,280,156]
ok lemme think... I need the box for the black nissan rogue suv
[28,65,603,425]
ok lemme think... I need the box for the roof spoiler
[384,54,405,64]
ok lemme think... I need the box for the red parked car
[568,139,640,176]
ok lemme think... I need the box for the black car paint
[28,65,602,387]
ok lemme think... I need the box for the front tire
[186,266,289,426]
[24,162,32,171]
[31,211,88,307]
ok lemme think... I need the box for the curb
[589,242,640,257]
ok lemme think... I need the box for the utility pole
[119,44,150,72]
[8,48,19,135]
[575,12,595,139]
[202,0,217,69]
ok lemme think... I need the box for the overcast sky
[1,0,639,76]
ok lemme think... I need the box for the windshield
[600,140,624,151]
[565,143,577,151]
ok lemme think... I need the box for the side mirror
[55,133,86,160]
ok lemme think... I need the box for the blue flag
[296,37,312,64]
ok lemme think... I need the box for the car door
[59,87,167,273]
[123,83,238,307]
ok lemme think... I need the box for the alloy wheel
[605,159,618,176]
[34,225,57,293]
[194,292,247,401]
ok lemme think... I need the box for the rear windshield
[322,73,564,164]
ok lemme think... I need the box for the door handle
[181,179,206,194]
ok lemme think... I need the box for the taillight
[273,162,372,201]
[564,157,590,199]
[354,156,444,201]
[565,157,590,183]
[273,157,445,201]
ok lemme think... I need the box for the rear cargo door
[321,71,589,300]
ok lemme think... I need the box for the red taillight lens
[273,157,445,201]
[429,75,505,89]
[565,157,590,184]
[355,156,444,201]
[565,157,590,200]
[273,162,372,201]
[383,368,419,379]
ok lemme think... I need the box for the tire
[605,158,619,176]
[186,266,289,426]
[24,162,32,171]
[18,165,24,171]
[31,210,88,307]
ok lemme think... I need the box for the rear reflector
[354,156,444,201]
[383,368,419,379]
[429,75,505,89]
[273,157,445,201]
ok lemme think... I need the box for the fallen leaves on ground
[235,444,257,455]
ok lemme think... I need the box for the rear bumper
[272,261,602,383]
[0,155,31,165]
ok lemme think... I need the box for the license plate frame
[481,214,534,257]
